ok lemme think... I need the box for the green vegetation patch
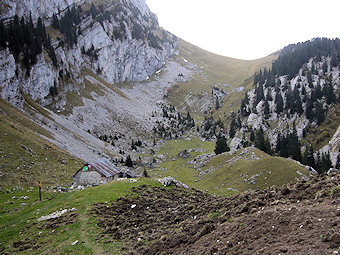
[0,98,81,190]
[198,148,310,193]
[0,178,160,254]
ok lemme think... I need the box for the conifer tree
[302,145,315,168]
[275,89,284,113]
[125,155,133,167]
[214,135,230,155]
[264,100,270,119]
[229,116,237,139]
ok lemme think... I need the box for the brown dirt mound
[92,174,340,254]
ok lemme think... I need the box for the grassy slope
[179,39,278,88]
[149,136,309,196]
[0,178,160,254]
[149,135,215,187]
[0,98,82,190]
[168,39,279,122]
[198,148,309,195]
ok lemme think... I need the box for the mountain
[232,38,340,172]
[0,0,179,165]
[1,1,340,254]
[0,0,338,193]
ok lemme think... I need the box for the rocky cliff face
[0,0,177,107]
[0,0,84,22]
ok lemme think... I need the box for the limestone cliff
[0,0,177,107]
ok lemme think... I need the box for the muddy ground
[93,174,340,254]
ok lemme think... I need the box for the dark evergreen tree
[215,98,220,110]
[275,89,284,113]
[316,152,332,173]
[302,145,315,168]
[214,135,230,155]
[315,101,325,125]
[250,129,255,142]
[305,98,314,120]
[142,169,149,178]
[323,81,336,104]
[229,116,237,139]
[254,128,271,154]
[125,155,133,167]
[336,155,340,169]
[52,14,59,29]
[264,100,270,119]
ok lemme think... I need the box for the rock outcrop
[0,0,177,107]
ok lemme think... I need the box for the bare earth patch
[92,174,340,254]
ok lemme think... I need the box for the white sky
[146,0,340,60]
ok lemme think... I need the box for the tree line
[0,15,57,74]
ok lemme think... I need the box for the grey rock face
[0,0,85,22]
[0,0,177,107]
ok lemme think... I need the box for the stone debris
[71,240,79,246]
[37,208,77,222]
[157,176,189,189]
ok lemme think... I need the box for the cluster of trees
[87,131,119,147]
[153,105,195,139]
[81,44,99,60]
[302,145,332,173]
[245,38,340,122]
[52,6,82,47]
[0,15,57,74]
[229,114,242,139]
[252,128,271,155]
[276,128,302,162]
[131,19,161,49]
[201,116,224,140]
[242,67,338,129]
[248,126,333,174]
[254,38,340,81]
[131,139,142,151]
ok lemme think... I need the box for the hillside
[0,0,340,254]
[1,171,339,254]
[0,98,82,189]
[230,38,340,172]
[147,136,311,196]
[168,39,278,122]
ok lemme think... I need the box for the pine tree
[336,155,340,169]
[215,98,220,110]
[255,128,265,152]
[305,98,314,120]
[324,81,336,104]
[302,145,315,168]
[52,14,59,29]
[315,101,325,125]
[142,169,149,178]
[125,155,133,167]
[264,100,270,119]
[275,89,284,113]
[214,135,230,155]
[250,129,255,142]
[229,117,237,139]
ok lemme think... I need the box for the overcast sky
[146,0,340,60]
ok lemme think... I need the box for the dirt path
[78,212,106,255]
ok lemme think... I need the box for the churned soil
[93,174,340,254]
[11,213,78,252]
